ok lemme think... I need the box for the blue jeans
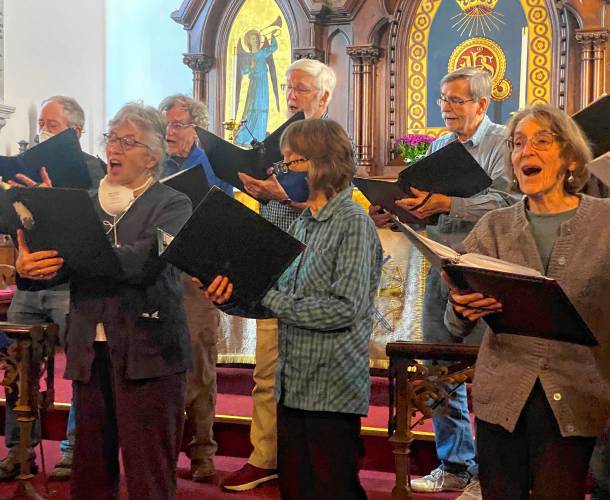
[423,268,479,476]
[591,431,610,498]
[5,288,74,456]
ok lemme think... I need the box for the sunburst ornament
[452,0,505,37]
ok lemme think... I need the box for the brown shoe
[222,463,278,491]
[49,454,72,482]
[191,458,215,483]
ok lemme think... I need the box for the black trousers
[71,343,186,500]
[477,380,595,500]
[277,402,367,500]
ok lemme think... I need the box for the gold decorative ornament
[448,37,512,101]
[452,0,505,36]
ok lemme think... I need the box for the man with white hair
[222,58,337,492]
[1,95,105,482]
[158,95,232,483]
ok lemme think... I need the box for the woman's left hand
[14,229,64,280]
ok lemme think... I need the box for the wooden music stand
[0,322,59,500]
[386,342,479,500]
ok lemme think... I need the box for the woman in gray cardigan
[445,103,610,499]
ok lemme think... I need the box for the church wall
[1,0,106,157]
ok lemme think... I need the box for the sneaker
[222,463,278,491]
[0,451,38,482]
[49,454,72,482]
[456,479,482,500]
[410,467,470,493]
[191,457,215,483]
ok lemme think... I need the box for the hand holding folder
[159,187,305,308]
[1,187,121,279]
[195,112,305,198]
[0,129,92,189]
[392,216,597,346]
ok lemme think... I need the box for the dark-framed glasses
[270,158,309,175]
[436,96,474,107]
[103,133,150,152]
[506,131,559,153]
[166,121,195,132]
[286,85,317,96]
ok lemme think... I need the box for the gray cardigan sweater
[445,195,610,437]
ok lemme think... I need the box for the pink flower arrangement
[393,134,435,163]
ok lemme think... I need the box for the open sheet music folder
[397,140,492,197]
[159,186,305,308]
[392,217,597,346]
[0,129,92,189]
[1,187,121,279]
[195,111,304,193]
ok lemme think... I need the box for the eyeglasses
[166,121,195,132]
[270,158,309,175]
[103,133,150,152]
[286,85,317,96]
[436,96,475,108]
[506,131,559,153]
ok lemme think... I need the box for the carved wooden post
[575,29,608,107]
[183,53,214,102]
[347,45,384,176]
[292,48,325,62]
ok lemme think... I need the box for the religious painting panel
[405,0,552,136]
[223,0,292,145]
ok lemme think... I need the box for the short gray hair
[504,103,592,194]
[41,95,85,130]
[158,94,209,129]
[286,59,337,104]
[440,67,492,103]
[108,102,167,179]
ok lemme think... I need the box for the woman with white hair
[15,102,192,500]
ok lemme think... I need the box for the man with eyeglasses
[370,67,514,499]
[221,58,337,493]
[156,94,232,484]
[0,96,105,483]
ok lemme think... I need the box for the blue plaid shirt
[261,188,383,415]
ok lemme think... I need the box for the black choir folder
[397,140,492,197]
[393,218,597,346]
[573,93,610,158]
[160,165,210,208]
[0,187,121,278]
[159,187,305,308]
[352,177,429,226]
[195,111,305,193]
[0,129,92,189]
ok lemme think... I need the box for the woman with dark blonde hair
[444,103,610,499]
[202,118,383,500]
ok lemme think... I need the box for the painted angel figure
[234,22,281,147]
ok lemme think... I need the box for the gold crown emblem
[455,0,499,16]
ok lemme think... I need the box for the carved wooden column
[347,45,383,176]
[292,48,325,62]
[183,53,214,102]
[575,29,608,107]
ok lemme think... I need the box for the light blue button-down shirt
[425,115,515,247]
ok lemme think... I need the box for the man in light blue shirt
[371,67,514,499]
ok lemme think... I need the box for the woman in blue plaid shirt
[203,119,383,500]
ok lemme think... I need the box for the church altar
[218,190,428,368]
